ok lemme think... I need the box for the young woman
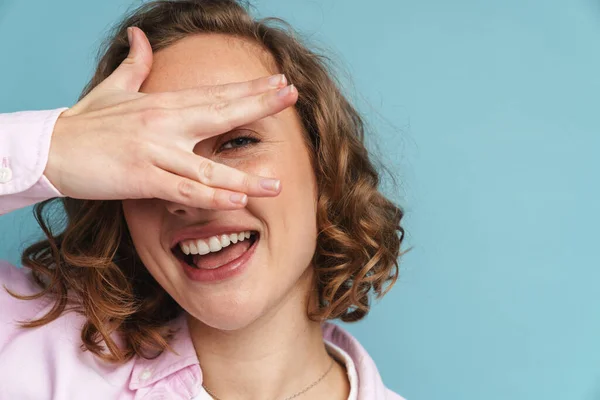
[0,1,407,399]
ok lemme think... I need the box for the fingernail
[260,179,281,192]
[268,74,287,88]
[277,84,295,97]
[230,193,247,205]
[127,27,133,45]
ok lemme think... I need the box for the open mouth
[172,231,260,271]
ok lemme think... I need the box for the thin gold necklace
[202,358,335,400]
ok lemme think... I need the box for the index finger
[155,74,288,108]
[182,84,299,138]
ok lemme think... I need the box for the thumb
[102,27,153,92]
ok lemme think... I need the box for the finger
[153,150,282,197]
[154,74,288,108]
[182,84,299,138]
[100,26,153,92]
[149,168,249,210]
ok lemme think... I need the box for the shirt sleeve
[0,108,68,215]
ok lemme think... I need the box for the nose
[164,200,204,217]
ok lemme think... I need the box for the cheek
[282,172,319,266]
[242,148,319,271]
[238,145,317,215]
[122,200,163,254]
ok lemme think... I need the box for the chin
[183,290,271,331]
[151,233,314,331]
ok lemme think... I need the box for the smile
[172,231,259,282]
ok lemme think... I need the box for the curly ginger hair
[11,0,409,363]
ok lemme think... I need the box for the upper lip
[169,222,259,248]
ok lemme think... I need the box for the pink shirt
[0,108,404,399]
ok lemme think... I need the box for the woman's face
[122,34,318,330]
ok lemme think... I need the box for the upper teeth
[179,231,253,255]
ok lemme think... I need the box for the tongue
[192,240,252,269]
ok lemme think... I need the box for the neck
[187,271,348,400]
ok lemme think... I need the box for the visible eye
[219,135,260,152]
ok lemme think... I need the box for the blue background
[1,1,600,399]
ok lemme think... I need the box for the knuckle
[137,108,172,129]
[209,100,230,114]
[120,56,136,68]
[206,85,227,101]
[207,102,234,131]
[197,159,214,183]
[209,188,221,208]
[176,178,194,199]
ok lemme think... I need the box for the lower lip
[178,237,259,283]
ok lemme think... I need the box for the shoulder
[0,260,50,321]
[0,260,55,352]
[323,322,406,400]
[0,260,135,398]
[1,259,41,292]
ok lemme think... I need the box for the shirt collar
[325,340,359,400]
[322,322,389,399]
[129,313,201,391]
[127,317,388,398]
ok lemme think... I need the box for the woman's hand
[45,27,297,209]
